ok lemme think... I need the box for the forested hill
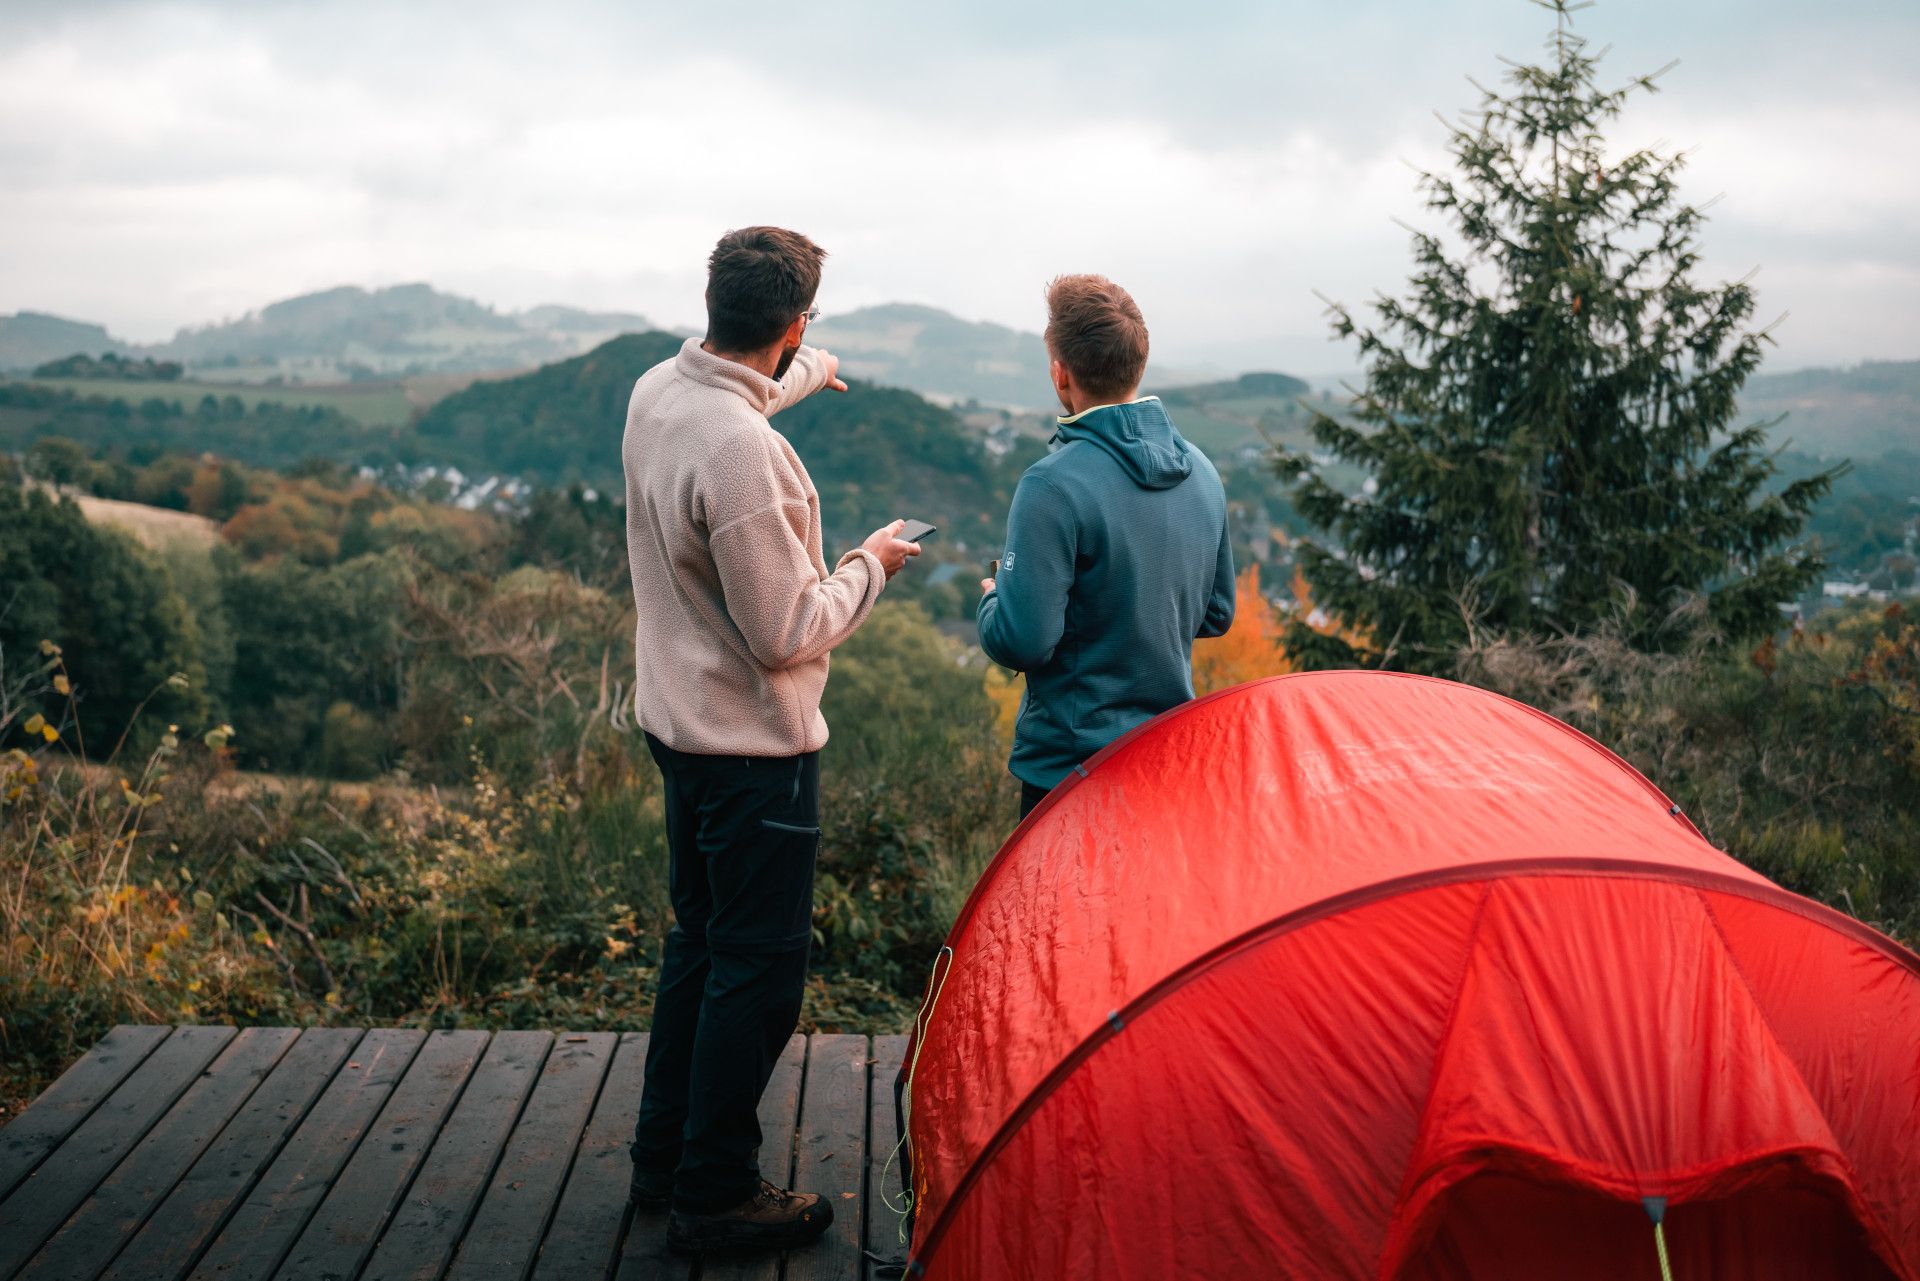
[417,331,1028,543]
[412,331,681,481]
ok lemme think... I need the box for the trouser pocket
[695,751,821,953]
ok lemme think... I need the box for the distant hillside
[808,303,1210,410]
[414,332,1021,544]
[806,304,1042,408]
[4,330,1021,546]
[155,283,654,378]
[1159,371,1318,457]
[412,332,683,482]
[1742,360,1919,459]
[0,312,127,373]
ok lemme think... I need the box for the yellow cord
[881,945,954,1241]
[1654,1221,1675,1281]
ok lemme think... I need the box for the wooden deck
[0,1026,911,1281]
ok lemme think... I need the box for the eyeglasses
[801,306,822,325]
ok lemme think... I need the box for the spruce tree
[1283,0,1838,670]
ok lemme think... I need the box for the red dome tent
[900,672,1920,1279]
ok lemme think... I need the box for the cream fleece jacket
[623,337,885,756]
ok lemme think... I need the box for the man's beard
[773,343,799,380]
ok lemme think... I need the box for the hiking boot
[629,1165,673,1211]
[667,1179,834,1253]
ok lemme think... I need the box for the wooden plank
[613,1199,681,1281]
[442,1033,616,1281]
[21,1026,300,1281]
[527,1033,649,1281]
[272,1029,489,1281]
[864,1036,910,1281]
[0,1025,236,1277]
[98,1028,363,1281]
[184,1027,425,1281]
[0,1026,172,1201]
[358,1031,553,1281]
[785,1035,870,1281]
[698,1033,807,1281]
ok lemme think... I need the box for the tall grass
[0,640,677,1112]
[1457,599,1920,944]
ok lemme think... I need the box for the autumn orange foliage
[983,666,1023,751]
[1191,567,1369,695]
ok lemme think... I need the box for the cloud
[0,0,1913,373]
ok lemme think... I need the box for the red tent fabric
[901,672,1920,1279]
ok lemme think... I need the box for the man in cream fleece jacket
[623,227,919,1254]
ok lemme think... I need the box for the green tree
[1282,1,1836,669]
[219,553,408,771]
[0,486,207,750]
[23,438,93,489]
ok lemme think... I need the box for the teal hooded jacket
[978,396,1234,789]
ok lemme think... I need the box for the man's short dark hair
[1044,274,1150,401]
[705,226,826,353]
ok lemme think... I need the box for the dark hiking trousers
[631,733,819,1213]
[1020,780,1050,818]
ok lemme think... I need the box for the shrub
[1456,600,1920,944]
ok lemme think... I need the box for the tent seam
[1372,879,1498,1277]
[1695,889,1914,1279]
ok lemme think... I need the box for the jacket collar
[674,336,781,416]
[1055,395,1162,427]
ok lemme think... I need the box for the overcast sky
[2,0,1915,375]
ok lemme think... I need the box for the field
[64,492,218,551]
[23,375,467,429]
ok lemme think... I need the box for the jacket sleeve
[1198,518,1236,638]
[978,470,1075,671]
[705,435,884,670]
[767,345,832,415]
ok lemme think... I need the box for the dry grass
[64,493,219,553]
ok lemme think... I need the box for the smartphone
[899,519,939,543]
[989,558,1000,577]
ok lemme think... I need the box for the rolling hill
[1160,371,1317,457]
[413,332,1023,545]
[0,312,127,372]
[155,283,654,378]
[1,285,656,380]
[1741,360,1920,459]
[1,330,1028,551]
[807,303,1216,411]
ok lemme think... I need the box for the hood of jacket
[1052,396,1194,491]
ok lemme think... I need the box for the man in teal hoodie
[979,275,1235,817]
